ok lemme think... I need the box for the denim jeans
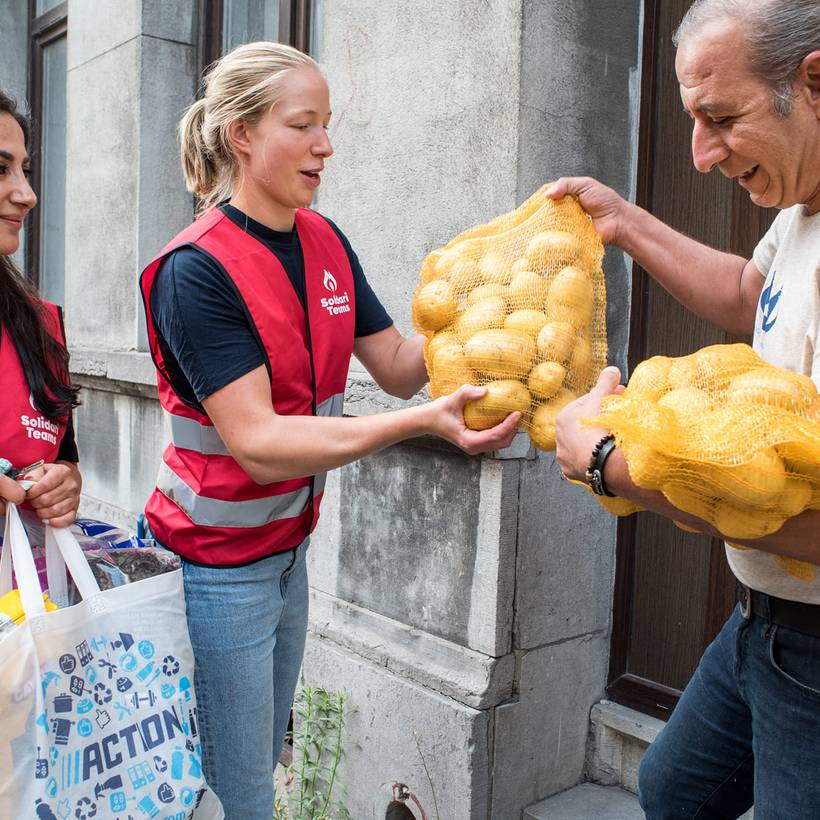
[639,603,820,819]
[182,539,310,820]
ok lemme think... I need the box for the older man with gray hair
[550,0,820,816]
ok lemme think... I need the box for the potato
[511,258,531,276]
[504,309,548,338]
[453,296,506,338]
[526,230,582,271]
[777,440,820,481]
[727,366,817,412]
[546,266,594,328]
[712,500,785,540]
[623,442,672,490]
[463,379,531,430]
[698,448,788,508]
[662,481,717,526]
[624,356,671,401]
[568,337,594,389]
[425,331,457,362]
[477,251,510,284]
[536,321,576,364]
[507,270,548,311]
[527,361,566,400]
[447,257,483,293]
[657,386,713,419]
[777,477,813,518]
[413,279,457,332]
[692,344,763,388]
[467,283,508,306]
[464,328,536,378]
[528,389,576,451]
[430,343,474,396]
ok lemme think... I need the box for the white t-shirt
[725,204,820,603]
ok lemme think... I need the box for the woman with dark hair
[0,90,81,526]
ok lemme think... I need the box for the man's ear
[798,50,820,109]
[226,119,253,159]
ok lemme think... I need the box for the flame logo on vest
[320,269,351,317]
[323,269,338,292]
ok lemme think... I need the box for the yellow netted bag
[413,184,606,450]
[584,344,820,544]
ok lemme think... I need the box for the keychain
[0,458,45,480]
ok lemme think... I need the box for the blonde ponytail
[179,42,319,214]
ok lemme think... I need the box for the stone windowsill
[69,348,535,459]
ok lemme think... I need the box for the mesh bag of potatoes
[583,343,820,543]
[412,184,606,451]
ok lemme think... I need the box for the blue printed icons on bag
[157,782,175,804]
[138,640,154,660]
[75,641,93,667]
[76,698,93,714]
[160,683,175,700]
[77,719,93,738]
[59,654,76,674]
[34,798,57,819]
[51,717,74,745]
[53,693,73,713]
[73,795,97,819]
[161,656,179,676]
[121,652,137,672]
[93,682,112,706]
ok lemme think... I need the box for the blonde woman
[139,43,518,817]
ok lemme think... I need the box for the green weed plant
[274,686,351,820]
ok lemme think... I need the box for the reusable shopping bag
[0,502,224,820]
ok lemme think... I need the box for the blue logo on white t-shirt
[759,271,782,333]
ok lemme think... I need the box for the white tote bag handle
[45,523,100,603]
[1,502,46,619]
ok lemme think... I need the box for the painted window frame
[199,0,313,69]
[26,0,68,296]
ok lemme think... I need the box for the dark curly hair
[0,89,79,423]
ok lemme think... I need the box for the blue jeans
[182,540,310,820]
[639,603,820,819]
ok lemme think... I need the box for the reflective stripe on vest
[156,461,323,528]
[165,391,345,456]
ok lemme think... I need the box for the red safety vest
[140,208,356,565]
[0,301,67,472]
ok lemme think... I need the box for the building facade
[2,1,645,816]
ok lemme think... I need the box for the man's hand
[546,177,629,247]
[425,384,521,455]
[0,474,26,514]
[25,461,82,528]
[555,367,624,480]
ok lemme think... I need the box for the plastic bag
[0,503,223,819]
[585,344,820,546]
[412,184,607,450]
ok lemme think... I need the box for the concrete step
[524,783,643,819]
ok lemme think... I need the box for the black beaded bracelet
[585,434,617,497]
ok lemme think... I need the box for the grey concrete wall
[64,0,197,521]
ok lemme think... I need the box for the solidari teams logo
[22,392,59,445]
[320,269,350,317]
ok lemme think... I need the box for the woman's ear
[226,119,253,160]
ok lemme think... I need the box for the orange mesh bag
[412,185,606,451]
[584,344,820,551]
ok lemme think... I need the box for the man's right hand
[546,177,629,247]
[0,474,26,514]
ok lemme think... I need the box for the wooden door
[606,0,776,719]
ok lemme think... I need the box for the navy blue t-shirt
[150,204,393,411]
